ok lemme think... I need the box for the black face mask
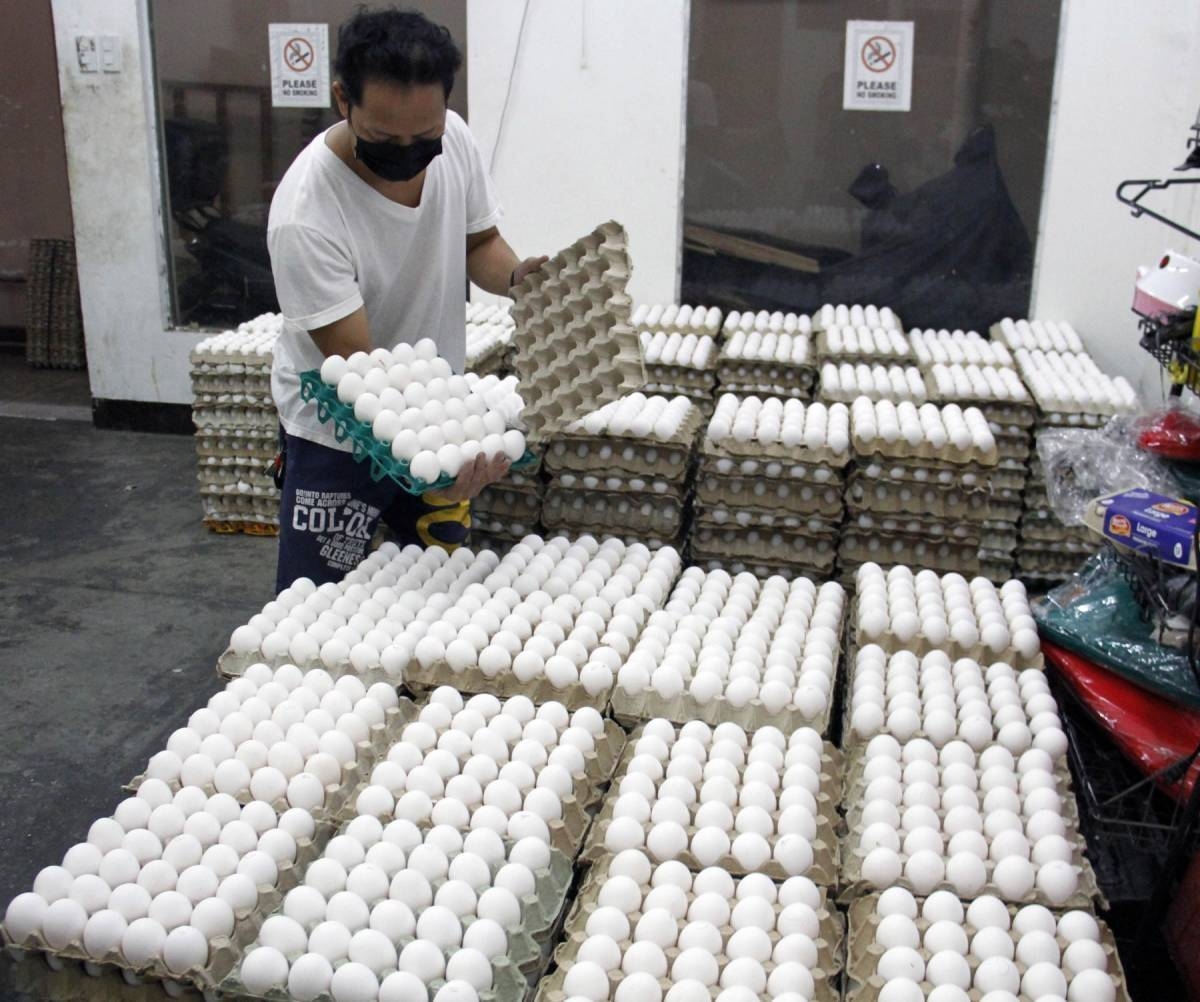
[349,111,443,182]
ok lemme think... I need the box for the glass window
[148,1,467,329]
[684,0,1062,329]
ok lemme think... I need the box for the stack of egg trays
[692,431,848,582]
[471,459,546,546]
[190,335,280,535]
[842,893,1131,1002]
[715,339,816,399]
[534,853,845,1002]
[124,698,416,830]
[510,221,646,443]
[836,740,1102,910]
[815,325,914,367]
[217,820,575,1001]
[636,304,724,413]
[816,362,928,404]
[299,371,539,496]
[466,301,516,377]
[840,417,999,581]
[579,723,842,886]
[540,406,703,547]
[329,718,626,861]
[0,802,330,999]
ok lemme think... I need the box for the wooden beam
[684,224,821,274]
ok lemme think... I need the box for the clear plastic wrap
[1036,415,1179,525]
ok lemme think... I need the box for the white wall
[466,0,689,308]
[51,0,199,404]
[1033,0,1200,404]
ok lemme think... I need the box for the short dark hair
[335,6,462,105]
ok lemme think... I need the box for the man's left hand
[510,255,549,291]
[438,451,511,503]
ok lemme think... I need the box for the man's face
[335,78,447,146]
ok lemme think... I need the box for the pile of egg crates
[838,398,1001,581]
[905,329,1034,580]
[464,302,515,379]
[190,313,282,534]
[997,319,1140,584]
[541,393,702,550]
[635,304,723,414]
[693,394,849,580]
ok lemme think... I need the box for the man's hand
[510,255,549,291]
[436,451,511,503]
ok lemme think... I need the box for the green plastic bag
[1033,552,1200,709]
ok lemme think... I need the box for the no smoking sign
[844,20,913,112]
[269,22,330,108]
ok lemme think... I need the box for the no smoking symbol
[284,36,314,72]
[861,35,896,73]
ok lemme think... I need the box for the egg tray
[816,330,913,363]
[644,365,717,391]
[543,438,697,481]
[849,433,998,468]
[852,455,1002,489]
[688,527,839,571]
[845,514,988,545]
[838,799,1103,911]
[534,857,844,1002]
[695,477,844,518]
[297,370,539,496]
[692,505,843,537]
[843,893,1130,1002]
[579,754,842,886]
[195,441,278,464]
[471,487,543,520]
[193,410,277,433]
[699,454,846,485]
[214,646,397,688]
[542,492,686,538]
[552,473,685,496]
[331,775,597,862]
[702,436,851,469]
[193,394,276,413]
[470,519,545,547]
[690,558,843,587]
[1,821,330,999]
[845,607,1045,668]
[125,702,416,825]
[845,483,994,522]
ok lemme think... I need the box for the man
[268,6,544,591]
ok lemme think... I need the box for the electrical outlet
[99,34,121,73]
[76,34,98,73]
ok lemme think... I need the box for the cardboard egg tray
[510,221,646,442]
[534,854,844,1002]
[852,455,1001,489]
[471,485,543,521]
[543,490,686,538]
[1,822,330,998]
[846,605,1045,666]
[196,433,278,463]
[193,406,277,432]
[845,514,986,546]
[695,475,843,519]
[845,480,993,522]
[691,556,841,585]
[692,506,842,538]
[215,836,575,1002]
[543,431,699,480]
[818,365,928,404]
[215,649,398,689]
[703,436,851,470]
[699,452,845,483]
[644,364,717,393]
[843,893,1130,1002]
[552,472,684,496]
[839,773,1103,910]
[580,727,842,884]
[817,327,913,363]
[126,703,414,828]
[849,431,999,467]
[687,526,839,575]
[836,534,983,580]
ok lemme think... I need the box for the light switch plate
[99,34,121,73]
[76,34,98,73]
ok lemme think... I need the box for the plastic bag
[1134,401,1200,461]
[1032,551,1200,708]
[1037,415,1180,526]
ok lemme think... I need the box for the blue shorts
[275,430,470,591]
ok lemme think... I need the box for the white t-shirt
[268,110,502,450]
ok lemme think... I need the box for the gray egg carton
[543,489,686,539]
[510,221,646,443]
[844,893,1129,1002]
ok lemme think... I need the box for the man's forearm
[467,232,521,297]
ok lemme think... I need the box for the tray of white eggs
[840,732,1101,911]
[582,719,841,887]
[129,665,406,828]
[851,565,1042,667]
[845,646,1067,754]
[544,394,702,475]
[696,468,844,520]
[609,569,846,735]
[923,364,1033,422]
[908,329,1015,371]
[844,889,1128,1002]
[538,850,843,1002]
[3,787,322,995]
[399,537,682,712]
[334,688,620,861]
[992,319,1086,355]
[815,303,903,333]
[303,342,534,495]
[226,818,571,1002]
[819,363,928,405]
[689,528,841,580]
[704,396,852,468]
[1013,348,1139,420]
[850,400,998,466]
[817,325,913,364]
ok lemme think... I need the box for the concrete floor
[0,351,91,422]
[0,416,275,909]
